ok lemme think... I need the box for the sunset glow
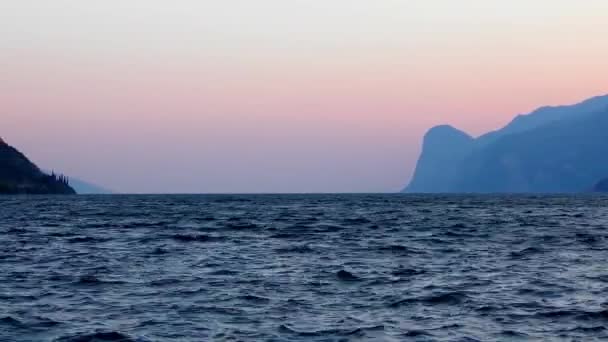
[2,0,607,192]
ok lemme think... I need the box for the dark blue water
[2,194,608,341]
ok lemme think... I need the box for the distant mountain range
[0,138,75,194]
[68,178,113,194]
[404,94,608,193]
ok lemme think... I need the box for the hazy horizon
[3,1,607,193]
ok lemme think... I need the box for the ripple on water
[2,194,608,341]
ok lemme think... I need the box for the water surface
[1,194,608,341]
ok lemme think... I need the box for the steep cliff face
[405,125,473,192]
[404,94,608,193]
[0,138,76,194]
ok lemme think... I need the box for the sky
[1,0,607,193]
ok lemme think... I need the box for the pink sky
[1,1,607,193]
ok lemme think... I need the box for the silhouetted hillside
[405,94,608,193]
[0,138,76,194]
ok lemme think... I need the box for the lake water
[1,194,608,341]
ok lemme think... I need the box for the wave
[274,244,314,254]
[170,234,225,243]
[576,233,603,245]
[499,330,529,338]
[225,222,260,230]
[269,233,302,239]
[336,270,360,282]
[278,324,384,337]
[207,269,239,276]
[74,275,125,286]
[0,315,61,330]
[379,244,422,255]
[391,267,426,277]
[54,331,149,342]
[510,246,544,258]
[535,309,608,320]
[313,224,344,233]
[0,316,23,328]
[238,294,270,303]
[342,217,372,225]
[150,246,169,255]
[403,330,434,337]
[67,236,109,243]
[564,326,606,333]
[149,278,182,287]
[389,291,469,307]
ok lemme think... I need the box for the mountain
[69,177,113,194]
[404,94,608,193]
[593,178,608,192]
[406,125,474,192]
[0,138,76,194]
[476,95,608,146]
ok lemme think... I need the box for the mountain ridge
[405,94,608,193]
